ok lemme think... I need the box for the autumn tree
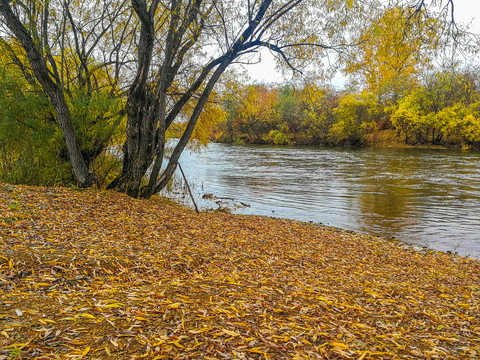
[238,85,279,144]
[0,0,129,186]
[109,0,374,198]
[329,92,380,146]
[342,4,441,102]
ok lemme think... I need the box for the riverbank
[219,129,472,150]
[1,184,479,359]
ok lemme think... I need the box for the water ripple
[165,144,480,259]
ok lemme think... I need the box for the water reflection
[163,143,480,259]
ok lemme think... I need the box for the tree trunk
[109,0,275,199]
[0,0,94,187]
[117,86,157,197]
[107,0,159,197]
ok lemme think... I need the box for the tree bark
[109,0,160,197]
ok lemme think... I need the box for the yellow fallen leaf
[222,329,240,337]
[357,352,367,360]
[135,316,150,321]
[246,347,267,355]
[80,346,90,358]
[188,327,212,334]
[169,340,185,349]
[104,303,125,308]
[2,343,28,349]
[79,313,96,319]
[167,302,182,308]
[232,322,248,327]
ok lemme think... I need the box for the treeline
[215,70,480,148]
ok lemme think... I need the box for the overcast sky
[245,0,480,84]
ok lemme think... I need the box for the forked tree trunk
[109,0,274,199]
[113,86,158,197]
[107,0,160,197]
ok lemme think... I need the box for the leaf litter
[0,184,479,359]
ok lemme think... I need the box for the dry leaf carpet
[0,184,479,359]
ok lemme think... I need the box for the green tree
[296,82,339,145]
[0,59,124,185]
[0,0,130,186]
[0,64,71,185]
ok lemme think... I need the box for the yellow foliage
[344,6,440,98]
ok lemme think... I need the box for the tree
[0,0,128,186]
[7,0,440,197]
[273,85,301,144]
[0,63,71,185]
[0,0,359,197]
[109,0,366,198]
[329,92,380,146]
[342,4,441,102]
[0,1,92,185]
[295,80,339,145]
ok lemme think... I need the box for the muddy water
[164,143,480,258]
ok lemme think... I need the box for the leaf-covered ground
[0,184,479,359]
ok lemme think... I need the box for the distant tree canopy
[216,69,480,148]
[214,0,480,148]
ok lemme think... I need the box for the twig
[178,162,199,213]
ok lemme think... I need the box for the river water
[163,143,480,259]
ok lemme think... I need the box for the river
[162,143,480,259]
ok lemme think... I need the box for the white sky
[246,0,480,85]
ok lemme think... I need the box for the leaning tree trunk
[49,89,95,186]
[0,0,94,187]
[149,60,231,197]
